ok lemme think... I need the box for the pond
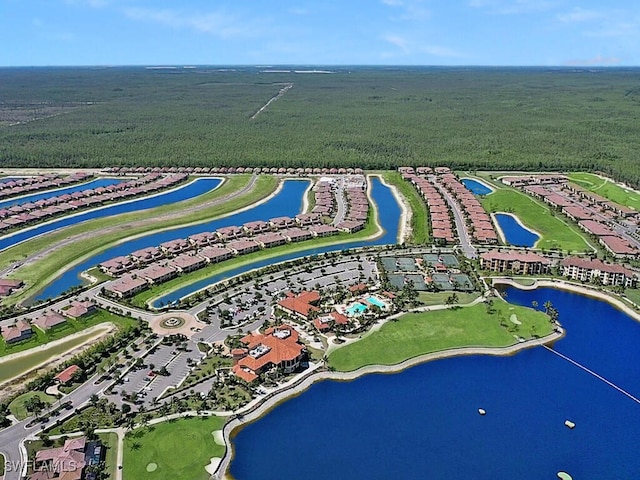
[229,286,640,479]
[461,178,494,195]
[494,212,539,247]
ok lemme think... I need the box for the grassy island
[328,299,553,372]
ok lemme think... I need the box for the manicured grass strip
[5,175,278,305]
[328,300,553,372]
[123,416,226,480]
[8,391,57,420]
[480,187,594,252]
[0,451,4,476]
[98,432,119,480]
[381,171,430,244]
[569,172,640,211]
[136,211,380,307]
[0,309,135,357]
[417,291,480,306]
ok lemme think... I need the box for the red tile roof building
[232,325,304,383]
[277,290,321,319]
[480,250,551,275]
[561,256,637,287]
[55,365,82,385]
[33,311,67,330]
[1,319,33,344]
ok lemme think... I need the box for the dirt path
[250,83,293,120]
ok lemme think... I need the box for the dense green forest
[1,66,640,184]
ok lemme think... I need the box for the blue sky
[1,0,638,66]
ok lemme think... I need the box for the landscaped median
[328,299,554,372]
[381,171,430,244]
[3,175,278,305]
[123,416,226,480]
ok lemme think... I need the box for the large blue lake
[34,179,307,301]
[150,176,401,307]
[461,178,493,195]
[494,213,539,248]
[230,286,640,479]
[3,178,221,256]
[0,178,123,210]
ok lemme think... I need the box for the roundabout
[159,317,185,329]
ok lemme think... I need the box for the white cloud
[64,0,111,7]
[383,34,410,53]
[469,0,560,15]
[288,7,310,15]
[564,55,622,66]
[123,7,259,39]
[382,0,430,21]
[556,8,602,23]
[419,45,463,58]
[383,34,462,58]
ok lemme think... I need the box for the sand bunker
[213,430,225,446]
[509,314,521,325]
[205,457,222,475]
[146,463,158,472]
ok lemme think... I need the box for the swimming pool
[366,296,386,308]
[346,303,367,316]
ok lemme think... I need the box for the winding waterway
[34,178,305,301]
[150,176,401,307]
[0,178,123,210]
[230,286,640,479]
[1,178,222,254]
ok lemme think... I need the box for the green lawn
[417,291,481,306]
[0,308,135,357]
[3,175,278,305]
[8,391,57,420]
[569,172,640,211]
[0,451,4,477]
[328,300,553,372]
[381,171,430,244]
[98,432,119,479]
[123,416,226,480]
[481,187,594,252]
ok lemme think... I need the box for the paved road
[331,178,347,226]
[0,174,258,281]
[431,177,477,259]
[0,336,159,480]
